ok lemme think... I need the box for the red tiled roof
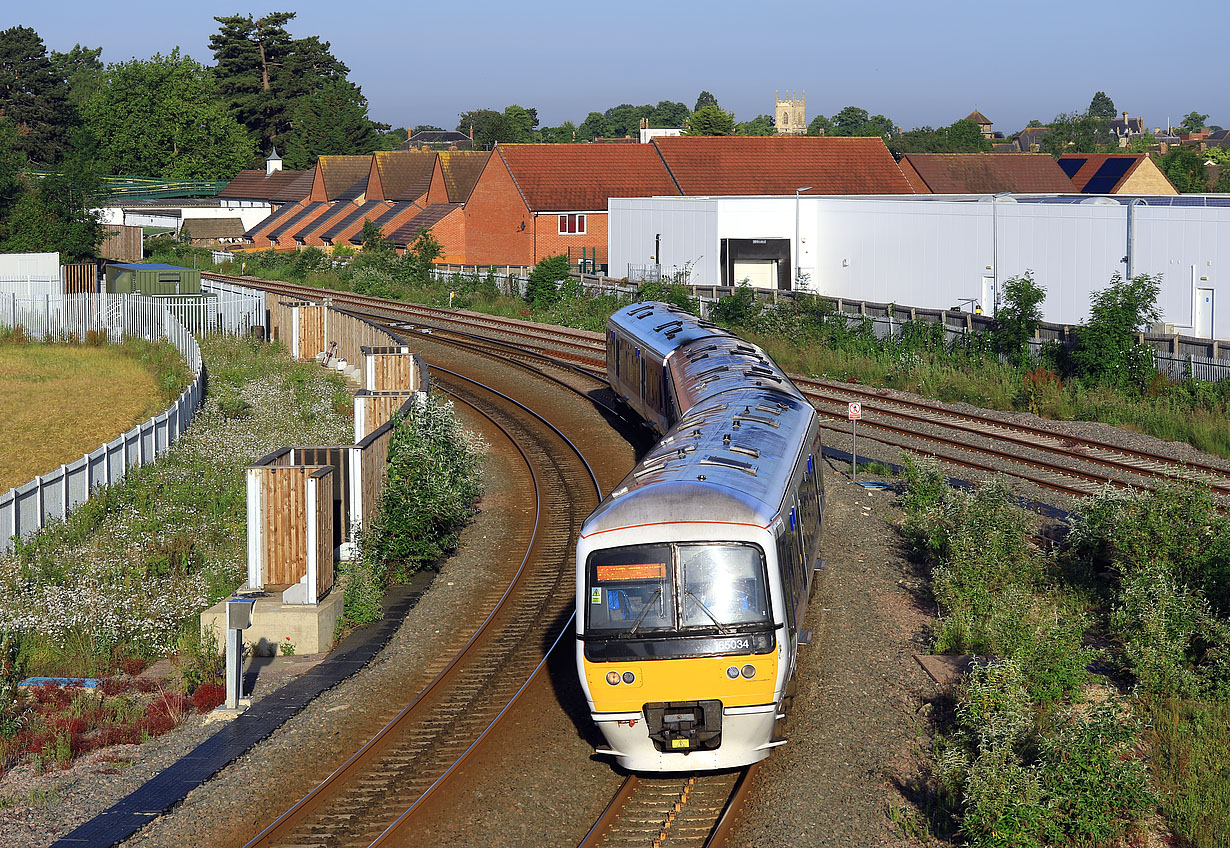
[369,151,436,201]
[899,154,1074,194]
[243,203,300,240]
[318,201,385,244]
[436,151,489,203]
[651,136,914,195]
[497,143,680,211]
[218,169,310,201]
[387,204,463,246]
[1057,153,1148,192]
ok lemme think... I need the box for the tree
[1157,145,1209,193]
[684,104,736,136]
[0,26,73,165]
[737,114,776,136]
[806,114,832,136]
[456,108,526,147]
[694,91,718,113]
[829,106,894,138]
[82,50,254,179]
[359,218,393,255]
[1,126,104,260]
[401,228,442,286]
[49,44,104,110]
[209,12,349,152]
[503,105,538,141]
[1042,112,1106,154]
[994,271,1047,367]
[538,121,578,143]
[1087,91,1117,119]
[1179,111,1209,134]
[648,100,690,128]
[283,79,379,169]
[0,118,28,244]
[889,119,992,155]
[525,254,570,307]
[1067,273,1161,388]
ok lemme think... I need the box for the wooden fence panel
[60,264,98,295]
[313,469,334,599]
[260,466,311,586]
[298,305,327,360]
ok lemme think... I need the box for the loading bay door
[721,238,792,290]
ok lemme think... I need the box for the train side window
[776,536,796,632]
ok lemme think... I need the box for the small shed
[105,263,202,295]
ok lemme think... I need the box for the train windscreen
[679,544,770,627]
[586,543,770,634]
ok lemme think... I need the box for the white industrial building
[608,195,1227,339]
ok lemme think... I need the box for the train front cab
[577,524,799,772]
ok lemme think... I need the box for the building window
[558,213,586,235]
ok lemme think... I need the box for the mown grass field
[0,344,164,491]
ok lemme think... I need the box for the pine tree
[209,13,349,153]
[283,80,379,169]
[1087,91,1117,119]
[0,26,73,165]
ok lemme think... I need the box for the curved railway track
[243,367,601,848]
[209,273,1230,503]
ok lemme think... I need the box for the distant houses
[230,135,918,269]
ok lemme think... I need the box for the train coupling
[643,700,722,754]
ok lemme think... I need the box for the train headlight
[726,666,740,679]
[741,664,757,679]
[606,671,621,686]
[622,671,636,684]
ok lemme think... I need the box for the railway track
[243,367,601,848]
[216,273,1230,502]
[578,769,755,848]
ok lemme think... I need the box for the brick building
[462,144,680,267]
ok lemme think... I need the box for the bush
[345,396,484,627]
[525,254,570,308]
[1065,273,1161,389]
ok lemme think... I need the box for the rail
[0,290,257,553]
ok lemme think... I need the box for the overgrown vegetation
[341,395,484,629]
[899,458,1230,847]
[0,336,350,679]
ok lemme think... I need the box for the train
[575,301,825,772]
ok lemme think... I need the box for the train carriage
[579,302,825,772]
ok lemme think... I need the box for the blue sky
[15,1,1225,135]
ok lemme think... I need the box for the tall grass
[0,336,353,677]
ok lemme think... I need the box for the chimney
[265,147,283,177]
[469,124,474,140]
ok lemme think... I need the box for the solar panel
[1058,158,1087,179]
[1081,158,1134,194]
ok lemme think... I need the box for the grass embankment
[0,336,352,774]
[899,459,1230,847]
[0,332,192,491]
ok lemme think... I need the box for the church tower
[775,91,806,135]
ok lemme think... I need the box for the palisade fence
[0,289,262,554]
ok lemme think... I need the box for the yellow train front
[575,390,824,771]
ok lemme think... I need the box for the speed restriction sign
[848,402,862,420]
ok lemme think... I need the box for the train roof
[607,301,735,361]
[668,334,802,412]
[582,388,818,539]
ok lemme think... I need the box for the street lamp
[795,186,812,290]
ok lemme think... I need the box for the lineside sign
[848,402,862,420]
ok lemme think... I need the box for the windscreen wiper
[628,588,663,637]
[684,591,732,634]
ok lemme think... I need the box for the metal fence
[0,290,257,553]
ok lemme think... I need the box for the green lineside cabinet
[104,263,202,295]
